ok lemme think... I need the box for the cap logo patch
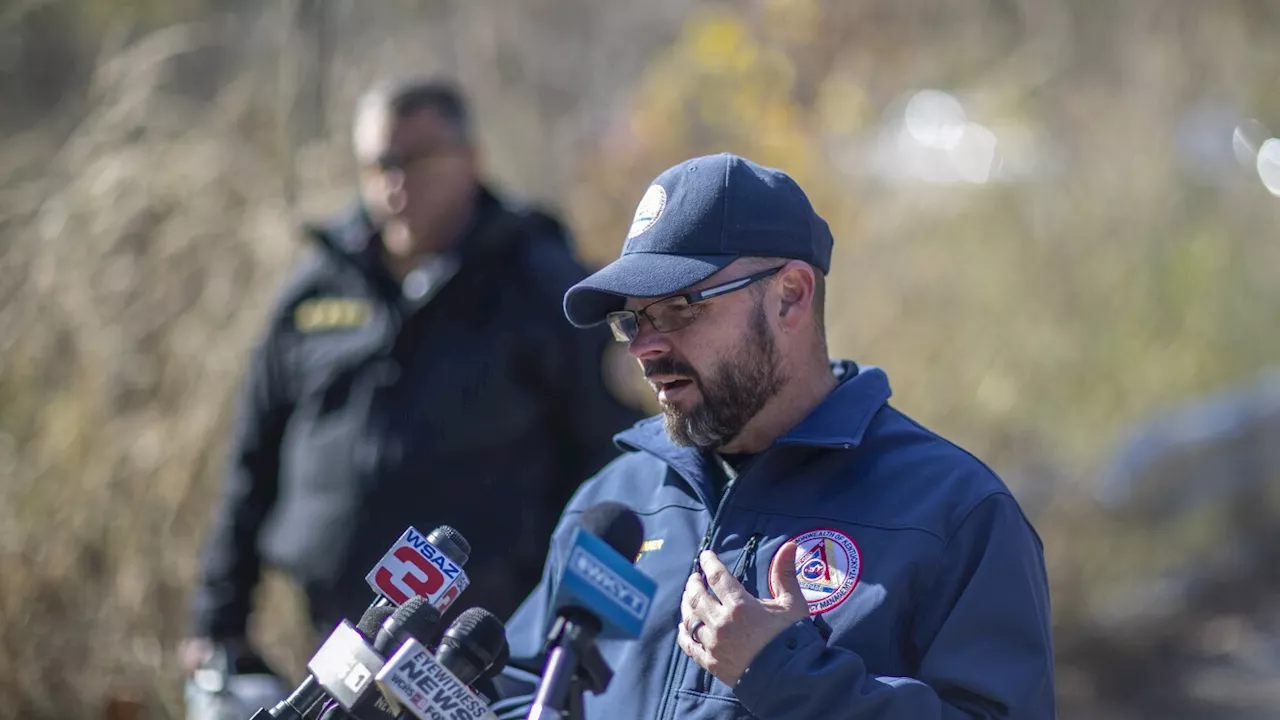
[627,184,667,240]
[768,528,862,615]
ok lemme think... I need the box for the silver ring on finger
[689,619,707,646]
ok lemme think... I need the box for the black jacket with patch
[190,186,644,640]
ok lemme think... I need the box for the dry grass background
[3,1,1280,718]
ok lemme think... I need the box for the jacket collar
[615,359,892,475]
[777,360,889,448]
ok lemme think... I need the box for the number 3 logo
[373,547,446,605]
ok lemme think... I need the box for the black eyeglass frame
[361,143,469,174]
[605,265,784,342]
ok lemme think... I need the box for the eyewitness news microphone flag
[552,521,657,640]
[376,637,498,720]
[367,526,471,612]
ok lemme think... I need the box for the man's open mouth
[652,378,696,404]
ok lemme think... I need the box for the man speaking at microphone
[497,153,1056,718]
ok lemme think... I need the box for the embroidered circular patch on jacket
[627,184,667,239]
[769,528,862,615]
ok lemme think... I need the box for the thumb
[769,541,808,614]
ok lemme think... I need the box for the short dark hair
[354,76,472,143]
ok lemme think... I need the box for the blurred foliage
[2,0,1280,718]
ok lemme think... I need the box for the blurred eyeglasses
[363,145,464,174]
[605,265,783,342]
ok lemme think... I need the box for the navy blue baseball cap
[563,153,834,328]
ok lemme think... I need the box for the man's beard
[644,300,787,449]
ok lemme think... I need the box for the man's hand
[178,637,217,675]
[177,636,252,675]
[677,541,811,687]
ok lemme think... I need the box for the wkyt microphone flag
[555,525,656,640]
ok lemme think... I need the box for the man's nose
[626,318,671,361]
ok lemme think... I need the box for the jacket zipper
[655,466,755,720]
[734,533,763,578]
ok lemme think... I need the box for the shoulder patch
[294,297,372,333]
[769,528,862,615]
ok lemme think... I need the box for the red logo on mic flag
[373,547,446,604]
[433,580,470,614]
[366,527,468,607]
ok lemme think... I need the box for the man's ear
[775,261,816,329]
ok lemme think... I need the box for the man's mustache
[642,357,700,384]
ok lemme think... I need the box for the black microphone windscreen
[387,595,441,643]
[479,636,510,683]
[427,524,471,565]
[437,607,508,686]
[578,501,643,563]
[355,605,396,641]
[442,607,506,665]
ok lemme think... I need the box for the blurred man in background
[179,76,643,680]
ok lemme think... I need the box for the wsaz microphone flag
[366,526,470,613]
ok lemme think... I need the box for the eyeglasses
[605,265,783,342]
[362,144,466,174]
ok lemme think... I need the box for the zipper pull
[733,533,763,581]
[689,535,713,576]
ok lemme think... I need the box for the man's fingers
[683,570,720,618]
[698,550,744,601]
[766,540,811,617]
[677,618,711,666]
[178,638,215,675]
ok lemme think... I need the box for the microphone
[359,607,399,641]
[435,607,510,688]
[374,608,510,720]
[527,502,657,720]
[312,596,441,719]
[367,525,473,614]
[374,596,442,656]
[253,521,472,720]
[253,604,397,720]
[479,642,510,687]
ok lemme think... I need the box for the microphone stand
[527,615,613,720]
